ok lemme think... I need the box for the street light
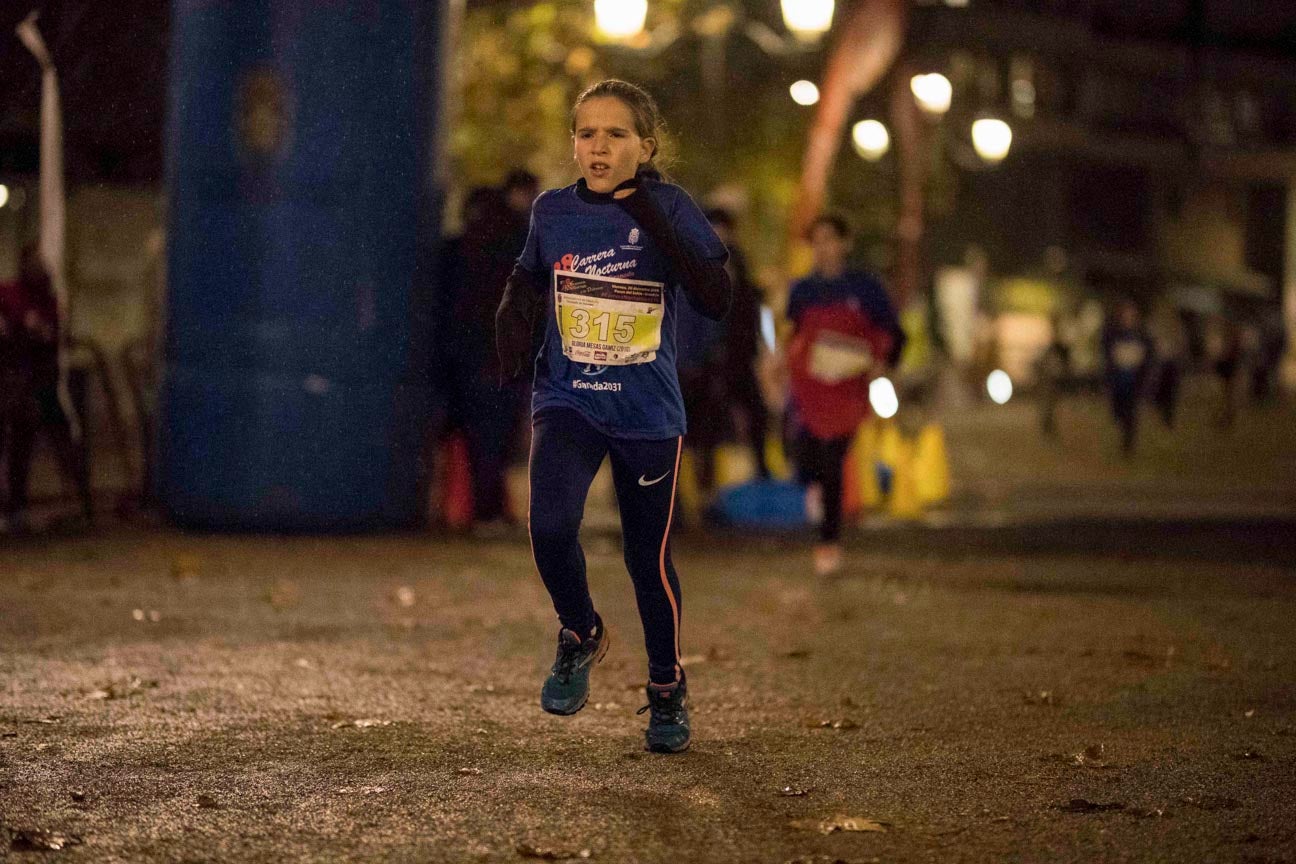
[852,119,890,161]
[910,73,952,115]
[594,0,648,39]
[790,80,820,106]
[0,184,8,209]
[971,117,1012,162]
[781,0,834,41]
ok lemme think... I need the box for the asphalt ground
[2,519,1295,864]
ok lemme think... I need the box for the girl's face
[573,96,654,193]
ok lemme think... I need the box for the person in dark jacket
[1101,299,1154,456]
[0,245,92,531]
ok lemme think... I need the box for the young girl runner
[495,80,730,753]
[786,214,904,576]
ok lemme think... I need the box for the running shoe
[638,676,690,753]
[540,616,609,716]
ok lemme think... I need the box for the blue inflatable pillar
[160,1,447,530]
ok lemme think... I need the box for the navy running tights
[528,408,683,685]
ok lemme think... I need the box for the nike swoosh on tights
[638,471,671,487]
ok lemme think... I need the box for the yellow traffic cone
[852,418,882,509]
[888,436,923,520]
[714,442,756,489]
[765,434,792,481]
[914,423,951,505]
[676,449,702,525]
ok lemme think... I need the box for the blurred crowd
[0,245,93,534]
[1038,297,1288,455]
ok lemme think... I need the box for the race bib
[554,269,664,366]
[807,330,876,384]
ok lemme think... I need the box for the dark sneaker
[540,617,609,716]
[637,676,690,753]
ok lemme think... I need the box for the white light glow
[782,0,834,40]
[594,0,648,39]
[986,369,1013,404]
[910,73,952,115]
[760,305,776,353]
[790,80,820,106]
[971,117,1013,162]
[851,119,890,161]
[0,184,8,209]
[870,377,900,419]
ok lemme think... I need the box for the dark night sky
[1,0,1293,185]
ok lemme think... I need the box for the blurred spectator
[706,208,769,481]
[675,277,727,494]
[1205,314,1241,429]
[0,245,93,531]
[1150,304,1188,429]
[441,186,527,531]
[1101,300,1153,456]
[502,169,539,222]
[1035,311,1072,439]
[1249,306,1286,404]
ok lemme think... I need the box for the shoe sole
[646,739,690,754]
[541,628,611,717]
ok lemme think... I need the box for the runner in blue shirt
[496,80,730,753]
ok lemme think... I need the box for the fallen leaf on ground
[21,716,61,724]
[86,677,157,700]
[810,719,859,731]
[1024,690,1057,706]
[1127,806,1169,819]
[393,586,416,608]
[1244,709,1256,718]
[1231,748,1266,761]
[777,786,810,797]
[516,842,593,859]
[458,767,482,775]
[8,829,84,851]
[331,718,392,729]
[790,815,891,834]
[1058,799,1126,813]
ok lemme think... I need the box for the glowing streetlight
[870,377,899,419]
[0,184,9,209]
[851,119,890,161]
[782,0,834,41]
[986,369,1013,404]
[910,73,952,115]
[971,117,1013,163]
[594,0,648,39]
[790,80,820,106]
